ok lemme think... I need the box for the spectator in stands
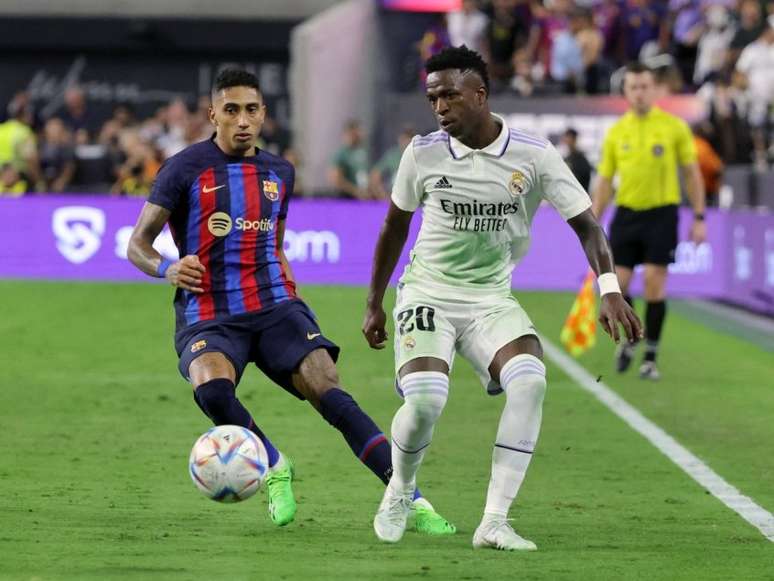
[39,117,76,193]
[368,125,415,199]
[0,163,27,196]
[575,7,605,93]
[621,0,662,62]
[418,14,451,84]
[595,0,623,65]
[447,0,489,53]
[699,71,753,164]
[483,0,531,90]
[551,7,585,93]
[728,0,765,66]
[111,130,161,196]
[509,47,537,96]
[328,120,370,200]
[533,0,573,86]
[0,92,40,191]
[668,0,704,87]
[735,15,774,169]
[111,103,136,130]
[187,95,214,143]
[156,97,190,158]
[693,123,725,207]
[694,5,735,85]
[560,128,593,191]
[59,86,100,144]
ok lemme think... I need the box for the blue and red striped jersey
[149,137,297,331]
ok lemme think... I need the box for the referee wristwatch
[693,213,705,221]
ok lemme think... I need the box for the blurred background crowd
[1,0,772,199]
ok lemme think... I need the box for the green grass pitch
[1,281,772,580]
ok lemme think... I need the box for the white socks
[389,371,449,493]
[483,354,546,519]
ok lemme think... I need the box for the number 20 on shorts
[397,306,436,335]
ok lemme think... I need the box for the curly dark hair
[425,45,490,93]
[212,68,261,95]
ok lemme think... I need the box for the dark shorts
[174,299,340,399]
[609,204,679,268]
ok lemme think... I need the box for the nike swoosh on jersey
[307,332,321,340]
[202,184,225,193]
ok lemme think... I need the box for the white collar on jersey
[448,113,510,160]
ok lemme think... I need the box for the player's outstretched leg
[194,378,296,526]
[317,386,455,537]
[296,350,454,537]
[473,355,545,551]
[374,371,450,542]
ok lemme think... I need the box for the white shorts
[393,282,537,395]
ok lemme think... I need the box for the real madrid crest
[509,170,527,197]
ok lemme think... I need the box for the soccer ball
[188,425,269,503]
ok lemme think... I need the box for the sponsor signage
[1,197,772,314]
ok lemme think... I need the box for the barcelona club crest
[263,180,279,201]
[509,170,527,197]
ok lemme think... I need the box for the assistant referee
[592,62,706,381]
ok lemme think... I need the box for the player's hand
[599,293,643,344]
[166,254,206,293]
[690,219,707,245]
[362,304,388,350]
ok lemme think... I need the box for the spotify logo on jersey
[208,212,233,236]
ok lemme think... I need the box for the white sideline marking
[541,337,774,543]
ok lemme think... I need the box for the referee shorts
[609,204,679,268]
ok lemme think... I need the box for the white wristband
[597,272,621,296]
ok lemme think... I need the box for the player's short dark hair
[624,61,653,76]
[425,45,490,93]
[565,128,578,139]
[212,68,261,96]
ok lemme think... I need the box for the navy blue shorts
[174,299,340,399]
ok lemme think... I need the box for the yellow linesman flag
[560,270,597,356]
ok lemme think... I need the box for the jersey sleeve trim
[559,196,593,221]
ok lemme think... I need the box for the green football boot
[412,497,457,536]
[265,456,296,526]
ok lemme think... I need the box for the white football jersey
[391,114,591,296]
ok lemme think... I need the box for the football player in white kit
[362,46,642,550]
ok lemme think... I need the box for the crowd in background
[0,0,772,197]
[0,88,295,198]
[416,0,774,169]
[420,0,774,95]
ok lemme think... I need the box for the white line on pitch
[541,337,774,543]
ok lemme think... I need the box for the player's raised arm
[568,209,642,344]
[363,202,414,349]
[128,201,205,293]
